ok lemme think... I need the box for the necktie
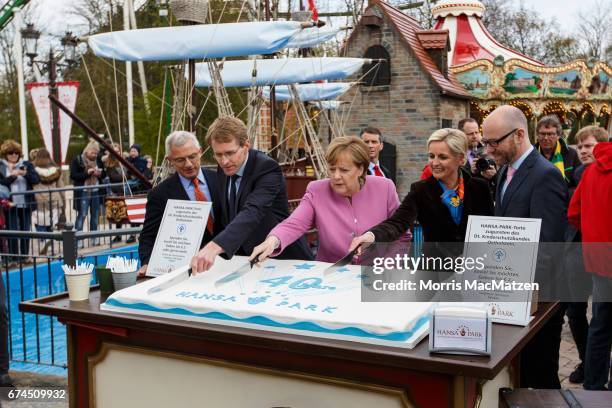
[228,175,239,222]
[373,164,383,177]
[193,178,213,234]
[506,166,516,185]
[502,166,516,204]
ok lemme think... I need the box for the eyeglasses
[7,151,19,155]
[213,147,242,161]
[537,131,558,139]
[482,128,518,148]
[169,152,201,166]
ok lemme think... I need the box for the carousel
[432,0,612,138]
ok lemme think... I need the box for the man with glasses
[482,105,568,389]
[138,131,218,277]
[190,117,312,273]
[535,115,581,189]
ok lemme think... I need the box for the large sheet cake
[102,256,432,347]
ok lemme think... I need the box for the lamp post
[156,0,170,17]
[21,24,78,164]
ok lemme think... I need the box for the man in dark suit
[138,131,217,276]
[191,117,312,273]
[360,127,395,184]
[483,105,568,389]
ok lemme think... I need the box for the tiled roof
[374,1,471,99]
[416,29,450,50]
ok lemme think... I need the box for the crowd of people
[0,139,155,257]
[0,107,609,390]
[139,111,609,392]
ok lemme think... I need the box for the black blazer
[494,148,568,300]
[213,149,312,260]
[494,148,568,241]
[371,169,493,243]
[138,167,218,265]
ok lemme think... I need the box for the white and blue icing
[102,257,432,343]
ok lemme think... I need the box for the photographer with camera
[0,139,40,260]
[459,118,497,196]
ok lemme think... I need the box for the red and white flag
[27,81,80,165]
[125,196,147,224]
[308,0,318,21]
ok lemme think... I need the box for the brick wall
[318,6,469,197]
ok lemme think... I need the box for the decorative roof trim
[432,1,485,18]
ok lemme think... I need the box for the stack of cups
[96,265,114,296]
[108,256,139,291]
[63,263,94,301]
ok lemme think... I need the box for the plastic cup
[112,270,138,291]
[65,272,93,301]
[96,266,114,295]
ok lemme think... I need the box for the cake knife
[323,245,371,275]
[146,267,192,295]
[214,256,260,287]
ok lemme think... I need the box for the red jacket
[420,164,432,180]
[568,142,612,277]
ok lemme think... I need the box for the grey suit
[495,147,568,389]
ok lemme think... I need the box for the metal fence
[5,183,146,259]
[1,225,142,373]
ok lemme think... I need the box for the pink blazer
[269,176,401,262]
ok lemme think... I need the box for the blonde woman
[350,128,493,250]
[70,141,106,243]
[32,149,65,254]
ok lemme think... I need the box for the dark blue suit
[495,147,568,389]
[213,149,312,260]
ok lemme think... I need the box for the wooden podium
[20,290,559,408]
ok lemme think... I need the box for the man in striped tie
[138,131,218,277]
[360,127,394,184]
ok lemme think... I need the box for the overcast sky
[26,0,602,37]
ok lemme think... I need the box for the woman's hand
[349,232,375,255]
[249,235,280,266]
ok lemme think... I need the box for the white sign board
[146,199,212,277]
[462,216,541,326]
[429,306,491,355]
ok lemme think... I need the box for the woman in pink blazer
[250,136,401,263]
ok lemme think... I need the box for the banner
[27,81,80,164]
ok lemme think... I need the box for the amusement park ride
[432,0,611,135]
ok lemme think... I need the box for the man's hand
[470,161,478,175]
[190,241,224,275]
[138,264,148,277]
[249,235,279,266]
[349,232,375,255]
[480,166,497,180]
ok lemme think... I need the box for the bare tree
[67,0,122,34]
[480,0,579,65]
[574,0,611,63]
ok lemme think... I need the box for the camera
[475,157,496,172]
[18,164,26,170]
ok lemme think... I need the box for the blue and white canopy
[311,100,346,110]
[262,83,353,102]
[87,21,307,61]
[194,57,367,87]
[285,27,341,49]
